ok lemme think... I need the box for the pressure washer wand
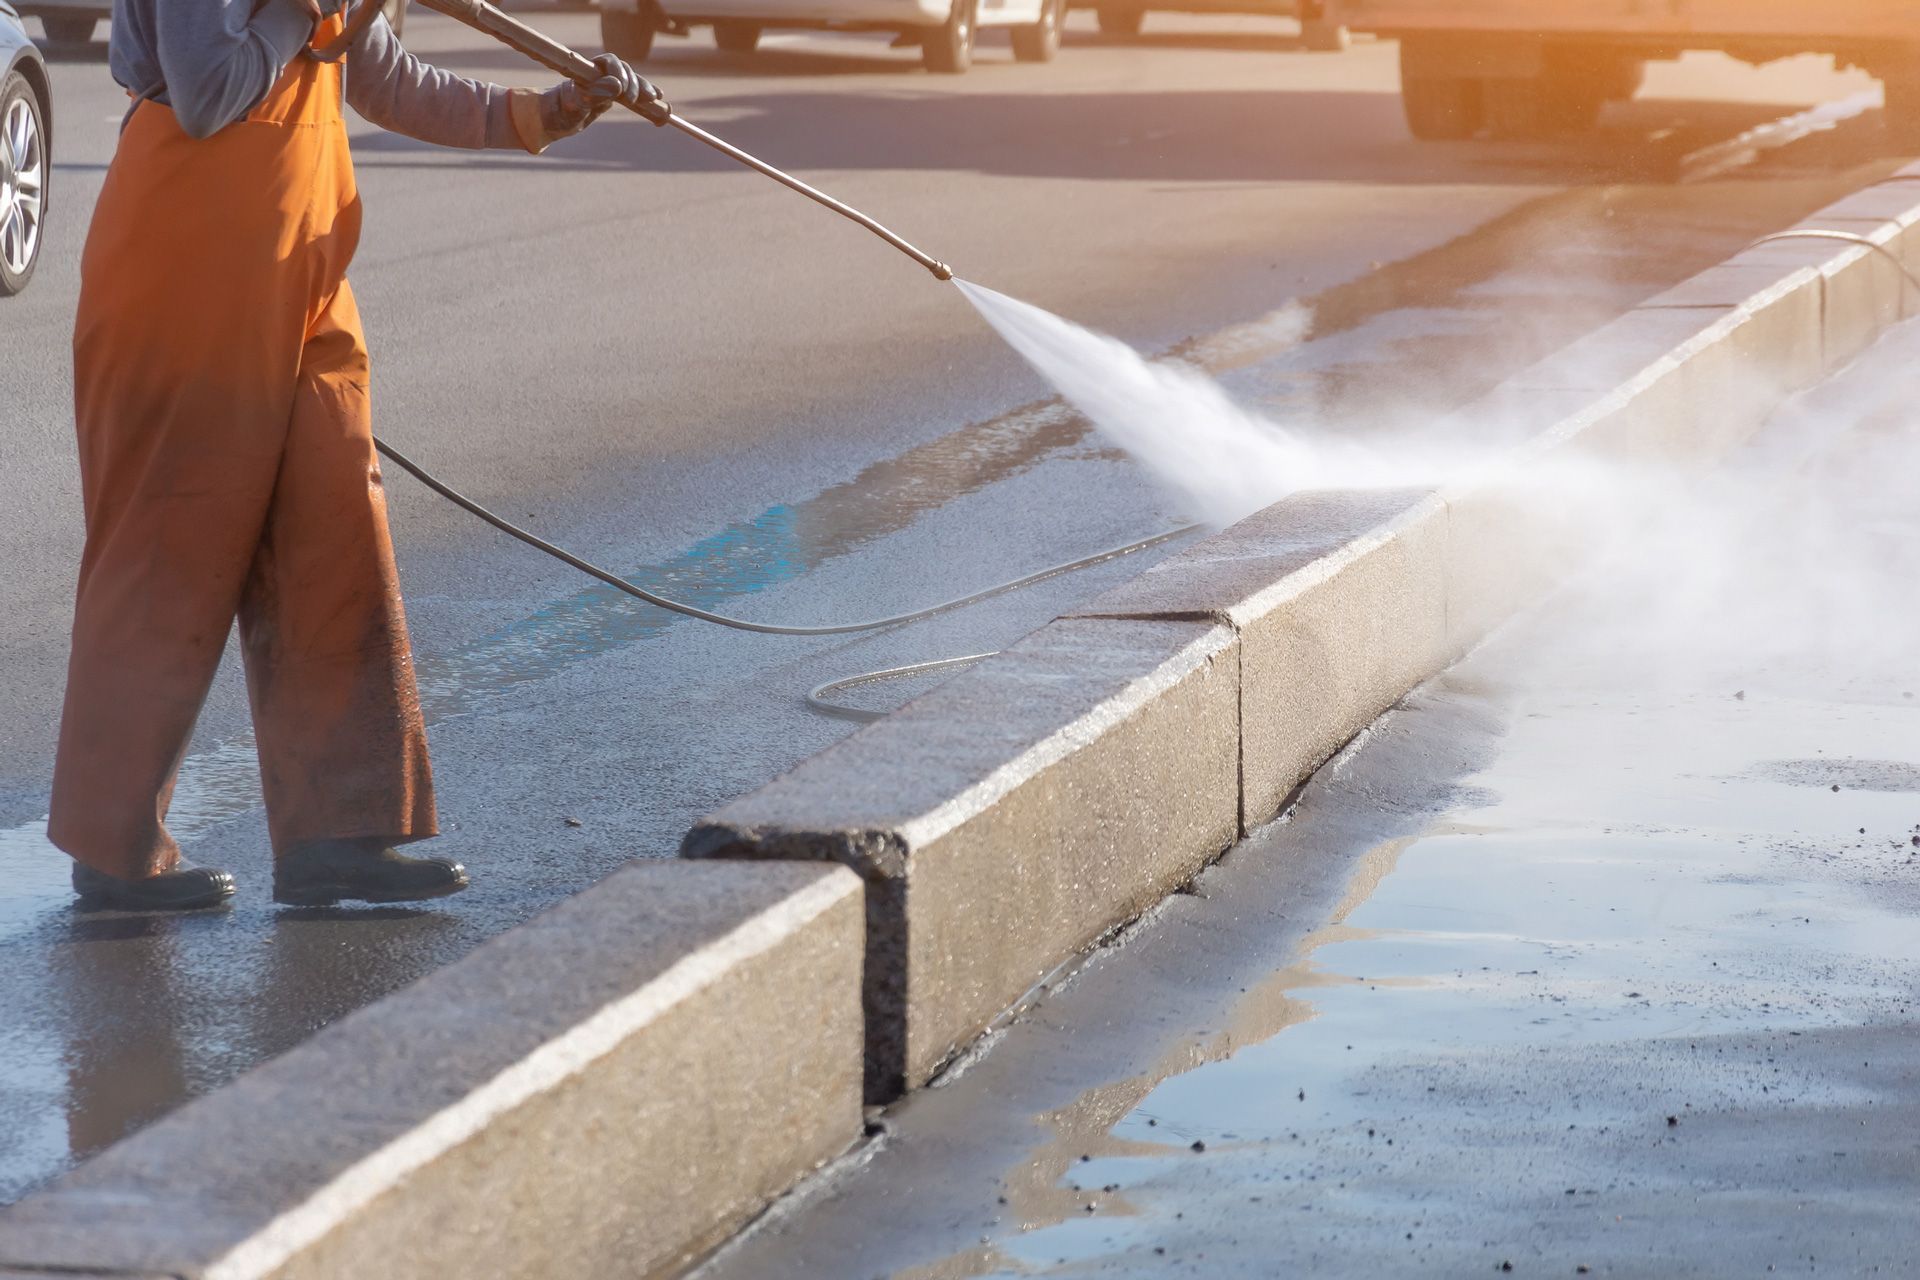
[412,0,955,281]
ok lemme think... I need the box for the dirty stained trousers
[49,22,436,879]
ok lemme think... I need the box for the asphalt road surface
[697,315,1920,1280]
[0,7,1907,1204]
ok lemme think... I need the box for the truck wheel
[1096,5,1142,37]
[1884,72,1920,151]
[922,0,976,72]
[1010,0,1062,61]
[1401,74,1482,141]
[713,19,761,51]
[1601,57,1645,102]
[1481,78,1547,139]
[1484,75,1601,139]
[600,6,656,61]
[40,14,95,42]
[1538,80,1604,134]
[1298,3,1348,53]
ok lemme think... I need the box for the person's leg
[237,283,456,904]
[49,73,347,905]
[48,316,287,886]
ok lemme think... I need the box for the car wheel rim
[0,94,42,278]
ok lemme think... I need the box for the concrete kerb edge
[1062,489,1452,833]
[896,622,1233,852]
[0,861,866,1280]
[683,170,1920,1125]
[687,617,1241,1098]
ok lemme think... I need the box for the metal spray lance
[411,0,956,282]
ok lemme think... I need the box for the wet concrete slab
[0,862,865,1280]
[1,17,1913,1210]
[695,318,1920,1278]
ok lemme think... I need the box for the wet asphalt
[695,323,1920,1278]
[0,10,1910,1206]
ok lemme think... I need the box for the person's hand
[539,54,667,137]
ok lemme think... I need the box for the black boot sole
[272,877,469,907]
[73,886,235,913]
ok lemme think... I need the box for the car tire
[40,14,95,43]
[1010,0,1061,62]
[1401,73,1482,141]
[0,70,48,297]
[600,6,657,61]
[922,0,975,73]
[712,19,761,51]
[1095,5,1141,37]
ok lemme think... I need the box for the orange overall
[49,18,436,880]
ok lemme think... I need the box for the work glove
[510,53,668,152]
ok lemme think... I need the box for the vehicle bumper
[15,1,110,13]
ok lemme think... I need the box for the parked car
[1,0,48,296]
[599,0,1066,72]
[15,0,103,45]
[15,0,405,45]
[1072,0,1346,47]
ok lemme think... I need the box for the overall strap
[307,0,381,63]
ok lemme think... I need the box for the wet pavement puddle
[942,679,1920,1278]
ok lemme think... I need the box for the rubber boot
[274,839,468,906]
[72,859,236,912]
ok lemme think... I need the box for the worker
[49,0,654,911]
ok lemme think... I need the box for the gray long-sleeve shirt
[110,0,522,147]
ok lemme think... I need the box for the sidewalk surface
[700,323,1920,1278]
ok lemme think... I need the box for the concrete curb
[1065,488,1451,833]
[683,165,1920,1109]
[0,862,864,1280]
[686,618,1239,1098]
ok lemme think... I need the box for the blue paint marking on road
[420,502,813,708]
